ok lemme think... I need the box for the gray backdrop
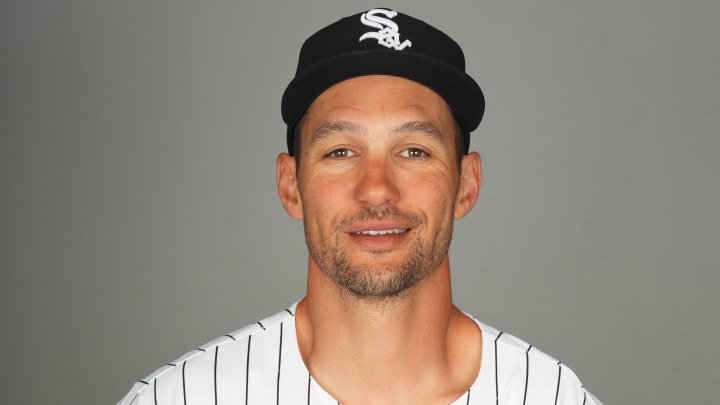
[2,1,718,404]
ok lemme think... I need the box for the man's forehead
[306,120,447,147]
[306,75,450,116]
[300,76,453,134]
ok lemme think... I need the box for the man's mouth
[354,228,408,236]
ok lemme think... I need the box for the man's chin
[329,263,429,300]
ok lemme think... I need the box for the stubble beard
[305,206,453,301]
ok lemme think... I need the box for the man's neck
[295,257,482,404]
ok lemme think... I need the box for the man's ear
[454,152,482,219]
[276,153,303,220]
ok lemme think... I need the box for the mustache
[338,206,421,228]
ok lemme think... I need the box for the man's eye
[400,148,429,159]
[326,148,355,159]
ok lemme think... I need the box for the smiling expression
[282,75,478,299]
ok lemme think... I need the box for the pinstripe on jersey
[117,303,601,405]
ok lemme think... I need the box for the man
[118,8,601,404]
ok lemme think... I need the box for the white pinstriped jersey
[118,302,601,405]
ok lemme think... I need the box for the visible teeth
[355,229,407,236]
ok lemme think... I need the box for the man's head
[277,8,484,300]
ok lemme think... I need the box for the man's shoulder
[466,315,603,404]
[116,303,298,405]
[474,318,562,367]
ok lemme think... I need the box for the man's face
[280,75,479,299]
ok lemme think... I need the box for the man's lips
[345,220,415,235]
[345,222,414,251]
[353,228,408,236]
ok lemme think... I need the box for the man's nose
[353,157,400,207]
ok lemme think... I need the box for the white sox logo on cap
[359,8,412,50]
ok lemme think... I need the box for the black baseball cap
[281,7,485,155]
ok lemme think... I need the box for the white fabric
[118,302,601,404]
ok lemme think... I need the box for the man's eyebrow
[309,121,365,146]
[393,121,445,144]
